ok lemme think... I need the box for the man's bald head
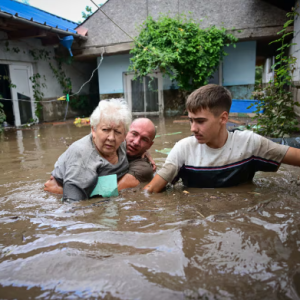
[126,118,156,157]
[131,118,156,139]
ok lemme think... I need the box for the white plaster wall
[0,32,93,99]
[223,41,256,86]
[97,54,177,95]
[98,54,131,94]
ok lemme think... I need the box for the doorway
[9,64,35,126]
[124,72,164,115]
[0,64,14,125]
[0,62,35,126]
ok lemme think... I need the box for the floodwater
[0,118,300,300]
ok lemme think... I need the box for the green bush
[129,14,238,91]
[250,9,300,138]
[0,101,6,132]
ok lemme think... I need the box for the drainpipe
[0,11,87,41]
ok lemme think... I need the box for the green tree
[129,14,238,91]
[0,101,6,132]
[81,6,93,20]
[250,8,300,138]
[80,4,103,23]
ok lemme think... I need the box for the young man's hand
[143,174,168,193]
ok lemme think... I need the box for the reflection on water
[0,118,300,299]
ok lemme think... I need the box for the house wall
[98,54,178,96]
[98,41,256,113]
[98,53,183,115]
[81,0,287,48]
[99,54,131,95]
[0,32,94,122]
[223,41,256,99]
[290,1,300,117]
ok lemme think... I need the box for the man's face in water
[188,108,228,149]
[126,119,155,157]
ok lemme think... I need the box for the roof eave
[0,10,88,40]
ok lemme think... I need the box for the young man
[144,84,300,193]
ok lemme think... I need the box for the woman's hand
[142,151,156,171]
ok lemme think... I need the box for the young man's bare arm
[281,147,300,167]
[143,174,168,193]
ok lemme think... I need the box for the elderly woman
[44,98,131,201]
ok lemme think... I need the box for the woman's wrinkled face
[92,121,126,158]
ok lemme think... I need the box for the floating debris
[74,117,90,126]
[155,148,172,155]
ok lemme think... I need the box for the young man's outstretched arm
[281,147,300,167]
[143,174,168,193]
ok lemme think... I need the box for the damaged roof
[0,0,78,33]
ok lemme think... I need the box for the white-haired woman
[44,98,132,201]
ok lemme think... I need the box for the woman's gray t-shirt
[52,134,128,201]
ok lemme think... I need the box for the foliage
[82,6,93,20]
[0,101,6,132]
[250,8,300,138]
[255,66,263,88]
[69,94,97,115]
[29,49,51,61]
[2,40,95,121]
[0,74,16,89]
[49,60,72,95]
[28,50,50,120]
[4,42,22,54]
[129,14,238,91]
[49,58,90,113]
[80,4,102,23]
[29,73,47,119]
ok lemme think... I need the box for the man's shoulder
[128,157,153,182]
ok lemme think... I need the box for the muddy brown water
[0,118,300,300]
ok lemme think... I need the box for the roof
[0,0,78,34]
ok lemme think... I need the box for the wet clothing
[128,156,153,183]
[270,137,300,149]
[157,130,289,188]
[52,134,128,201]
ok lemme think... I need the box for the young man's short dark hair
[186,84,232,116]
